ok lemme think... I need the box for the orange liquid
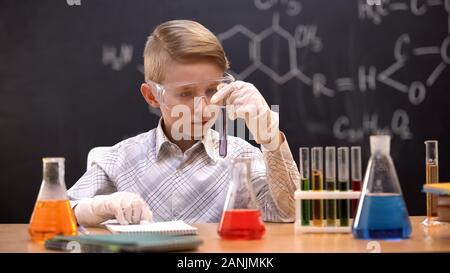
[218,209,266,240]
[426,163,439,219]
[28,200,77,243]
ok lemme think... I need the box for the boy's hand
[211,81,281,151]
[74,192,153,226]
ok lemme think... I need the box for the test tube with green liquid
[325,146,337,226]
[338,147,350,226]
[299,147,311,226]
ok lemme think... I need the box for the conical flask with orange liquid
[29,158,77,243]
[218,157,266,240]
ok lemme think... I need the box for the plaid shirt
[68,120,299,223]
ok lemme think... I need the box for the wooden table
[1,216,450,253]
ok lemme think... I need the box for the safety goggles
[146,72,235,110]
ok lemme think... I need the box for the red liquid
[218,209,266,240]
[351,180,362,218]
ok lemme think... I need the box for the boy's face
[143,60,225,140]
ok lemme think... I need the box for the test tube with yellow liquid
[311,147,324,227]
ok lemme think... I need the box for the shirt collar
[155,118,170,158]
[155,118,220,163]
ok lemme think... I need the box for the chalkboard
[1,0,450,222]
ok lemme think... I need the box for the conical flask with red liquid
[218,157,266,240]
[29,158,77,243]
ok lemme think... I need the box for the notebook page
[106,220,198,235]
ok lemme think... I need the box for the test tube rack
[294,189,361,233]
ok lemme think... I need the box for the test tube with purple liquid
[219,106,227,157]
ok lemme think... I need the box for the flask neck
[38,158,68,201]
[370,135,391,155]
[43,161,64,185]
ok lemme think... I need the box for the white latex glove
[74,192,153,226]
[211,80,281,151]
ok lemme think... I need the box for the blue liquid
[352,193,411,239]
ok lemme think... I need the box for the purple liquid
[219,107,227,157]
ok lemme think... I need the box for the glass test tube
[338,147,350,227]
[325,147,337,226]
[299,147,311,226]
[219,106,227,157]
[424,140,439,226]
[311,147,324,227]
[351,146,362,218]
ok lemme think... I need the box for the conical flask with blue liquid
[352,135,412,239]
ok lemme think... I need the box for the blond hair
[143,20,229,83]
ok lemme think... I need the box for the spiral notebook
[46,233,203,252]
[105,220,198,236]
